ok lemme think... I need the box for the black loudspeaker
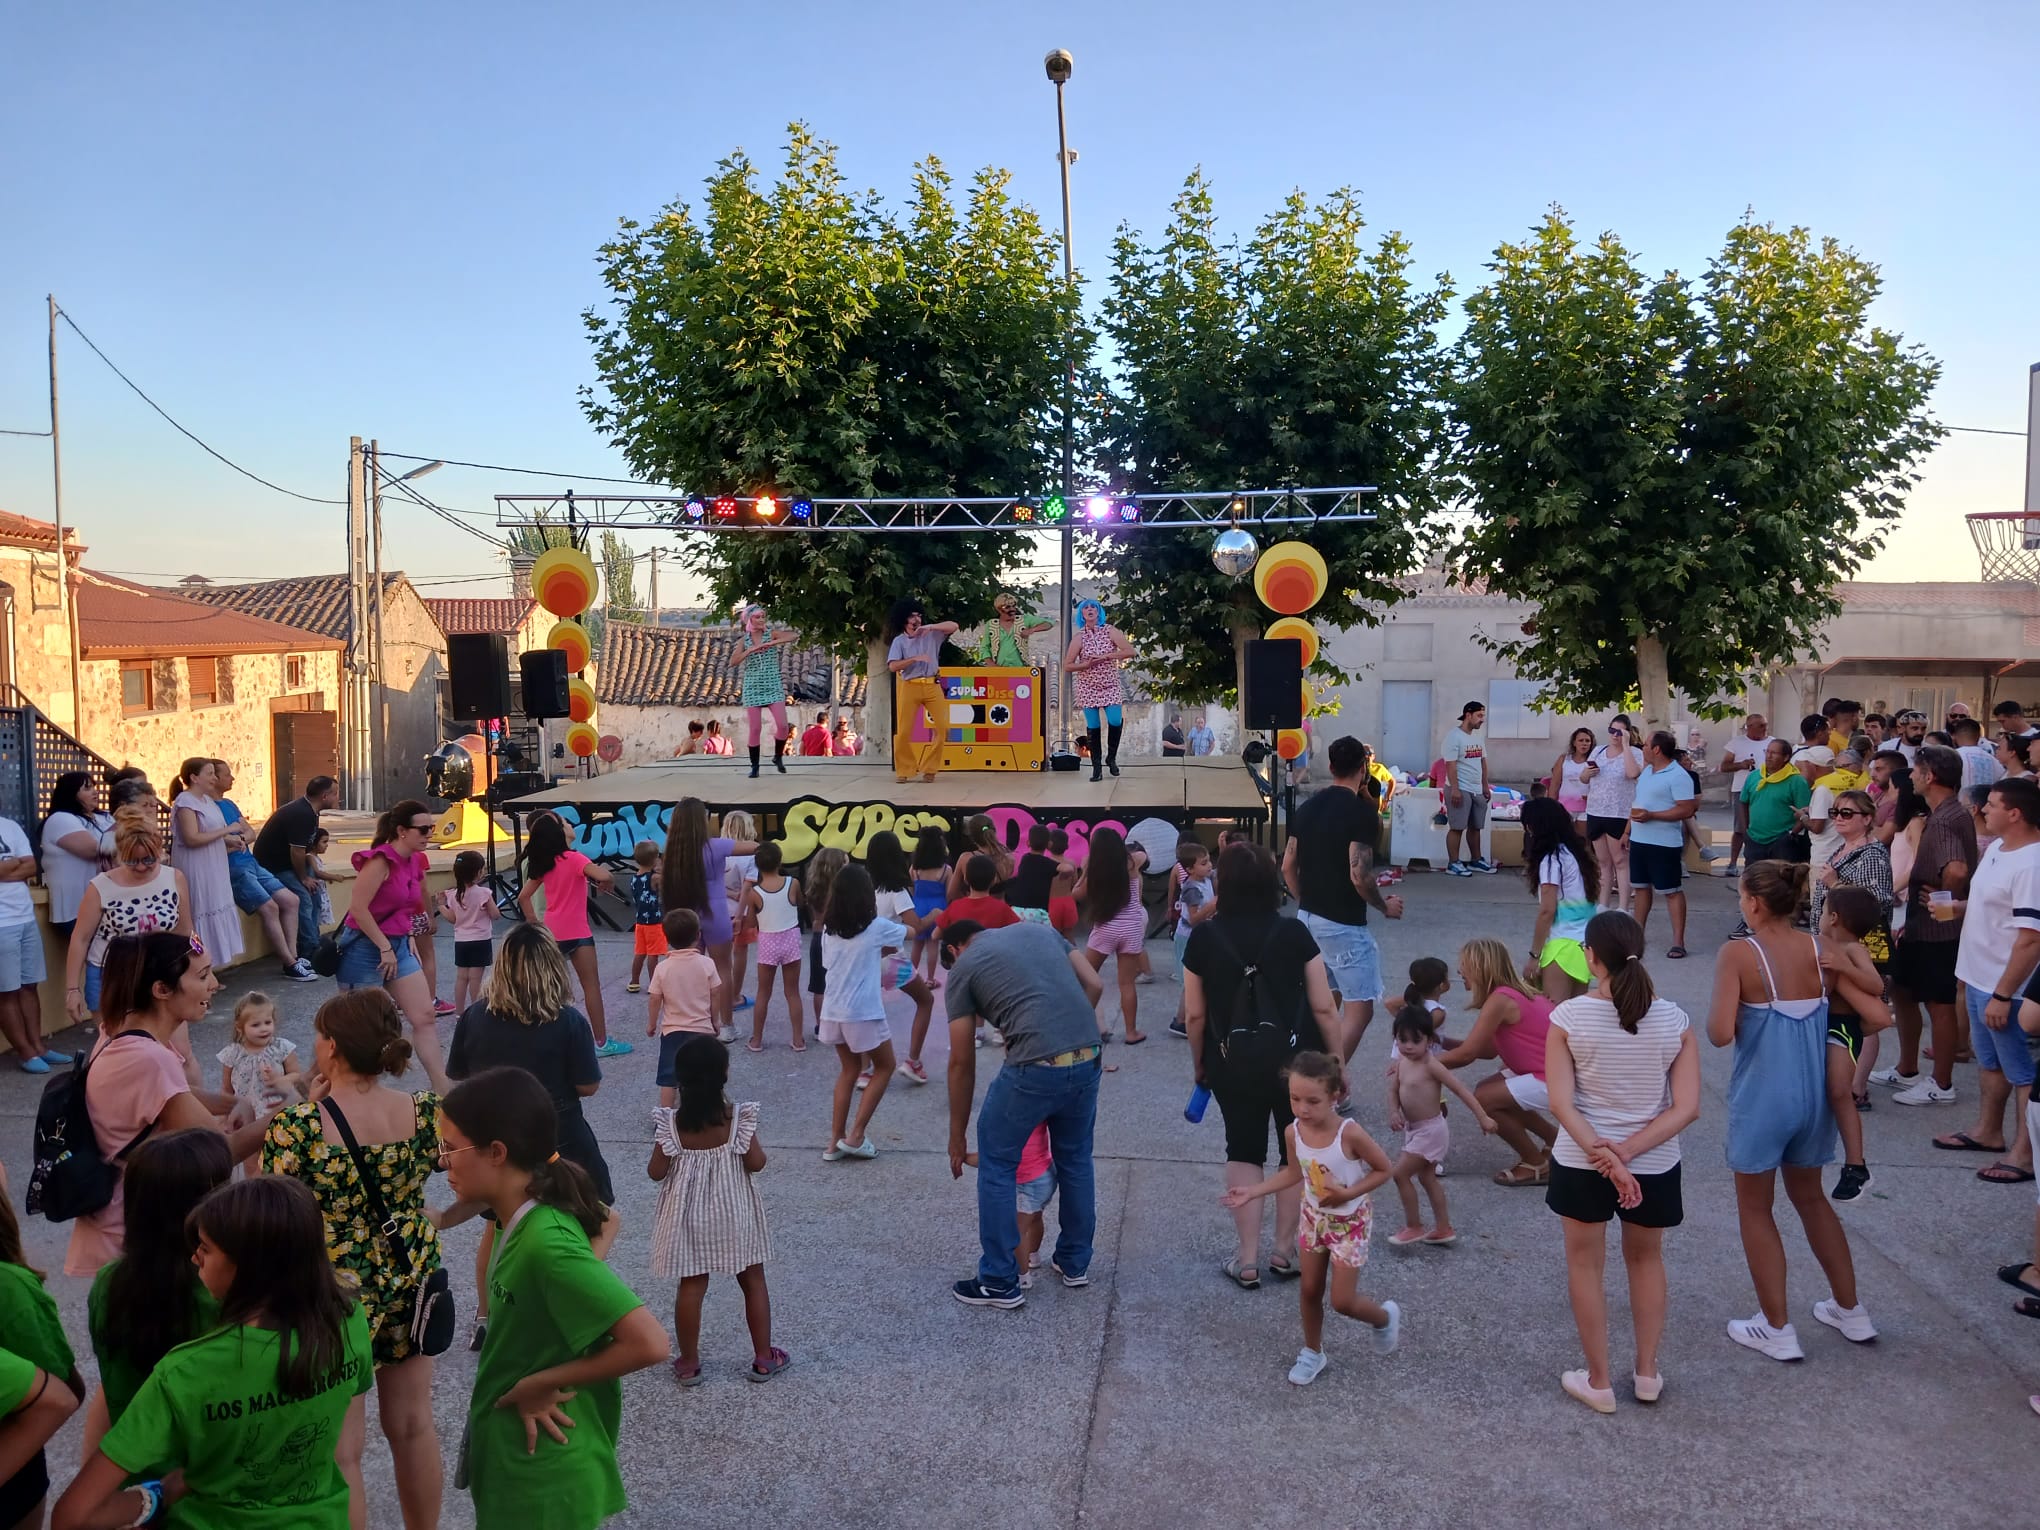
[447,633,513,721]
[520,649,572,719]
[1243,638,1304,730]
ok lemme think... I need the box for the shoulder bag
[321,1095,455,1357]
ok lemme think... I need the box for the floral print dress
[263,1092,444,1366]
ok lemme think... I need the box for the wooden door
[272,710,339,809]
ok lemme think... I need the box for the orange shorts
[633,923,669,957]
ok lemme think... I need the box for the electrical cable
[53,308,346,504]
[380,450,664,486]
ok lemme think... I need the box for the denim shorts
[229,860,286,914]
[1967,985,2038,1087]
[336,928,421,988]
[1300,912,1382,1004]
[1017,1168,1058,1215]
[0,921,45,991]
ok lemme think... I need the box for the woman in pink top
[1436,938,1561,1187]
[339,799,450,1091]
[517,812,625,1056]
[65,932,274,1276]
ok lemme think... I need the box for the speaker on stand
[520,649,572,719]
[447,634,513,723]
[1242,637,1305,846]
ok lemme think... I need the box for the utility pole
[47,295,80,730]
[1047,50,1077,758]
[345,437,370,809]
[647,547,660,627]
[369,439,387,805]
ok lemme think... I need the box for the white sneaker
[1286,1347,1328,1386]
[1562,1368,1616,1413]
[1374,1299,1402,1355]
[1867,1066,1918,1089]
[1633,1371,1664,1404]
[1891,1079,1956,1106]
[717,1025,739,1045]
[1727,1315,1804,1361]
[1813,1299,1878,1343]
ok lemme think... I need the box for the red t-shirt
[800,725,831,756]
[937,894,1020,930]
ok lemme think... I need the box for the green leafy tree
[581,124,1082,744]
[1093,173,1455,703]
[599,532,640,621]
[1447,212,1945,727]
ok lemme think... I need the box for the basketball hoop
[1966,512,2040,583]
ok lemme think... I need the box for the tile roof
[179,572,413,642]
[75,573,342,657]
[0,508,83,553]
[597,623,868,708]
[424,597,537,636]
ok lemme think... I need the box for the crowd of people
[6,700,2040,1527]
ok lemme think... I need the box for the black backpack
[1203,920,1307,1073]
[25,1035,157,1223]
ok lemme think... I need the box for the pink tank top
[1489,985,1554,1079]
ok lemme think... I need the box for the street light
[396,459,444,483]
[1047,48,1077,763]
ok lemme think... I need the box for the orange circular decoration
[568,677,598,724]
[566,721,599,758]
[1264,616,1319,668]
[546,619,591,673]
[1253,540,1329,616]
[1276,728,1308,760]
[532,545,600,619]
[1299,677,1316,718]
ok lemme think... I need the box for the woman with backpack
[1181,842,1340,1289]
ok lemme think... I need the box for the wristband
[1992,992,2014,1005]
[126,1481,163,1527]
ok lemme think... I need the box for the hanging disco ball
[1212,527,1259,577]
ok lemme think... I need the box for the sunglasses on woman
[1831,808,1866,819]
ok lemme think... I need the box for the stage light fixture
[754,494,779,521]
[711,495,739,521]
[1085,494,1113,522]
[683,497,707,523]
[1117,499,1141,524]
[1010,499,1036,524]
[1040,493,1068,524]
[789,498,814,523]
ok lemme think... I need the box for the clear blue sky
[2,0,2033,600]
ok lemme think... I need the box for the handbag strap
[319,1095,419,1273]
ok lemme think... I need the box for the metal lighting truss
[493,486,1378,533]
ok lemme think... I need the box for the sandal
[1265,1258,1300,1280]
[1493,1160,1550,1187]
[748,1347,791,1381]
[1932,1132,2002,1153]
[745,1042,764,1053]
[2018,1298,2040,1320]
[1123,1032,1148,1046]
[1996,1262,2040,1298]
[1852,1091,1872,1113]
[672,1359,705,1387]
[1222,1258,1261,1289]
[1666,945,1688,960]
[1980,1162,2037,1184]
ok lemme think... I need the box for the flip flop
[1222,1258,1260,1289]
[745,1042,764,1053]
[1978,1162,2036,1184]
[1123,1033,1148,1046]
[2017,1298,2040,1321]
[1995,1263,2040,1298]
[1666,946,1688,959]
[1932,1132,2001,1153]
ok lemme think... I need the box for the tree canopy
[1091,173,1455,702]
[1447,211,1944,724]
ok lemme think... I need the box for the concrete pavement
[7,867,2035,1529]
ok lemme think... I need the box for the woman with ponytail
[1708,860,1875,1363]
[441,1067,667,1529]
[1544,911,1700,1413]
[264,990,445,1529]
[338,799,450,1091]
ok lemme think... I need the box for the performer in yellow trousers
[886,599,959,782]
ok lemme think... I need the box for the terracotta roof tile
[179,572,411,642]
[424,597,536,636]
[75,573,341,657]
[596,623,868,708]
[0,508,83,553]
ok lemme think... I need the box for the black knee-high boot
[773,736,788,773]
[1106,721,1123,777]
[748,744,761,778]
[1088,727,1104,781]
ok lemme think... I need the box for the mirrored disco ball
[1211,527,1259,577]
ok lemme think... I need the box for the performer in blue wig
[1062,598,1137,781]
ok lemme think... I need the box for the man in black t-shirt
[253,775,338,958]
[1280,736,1402,1059]
[1161,714,1186,758]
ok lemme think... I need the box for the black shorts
[557,936,595,955]
[1586,815,1628,843]
[1743,836,1792,863]
[1628,841,1683,894]
[1209,1063,1295,1168]
[657,1030,716,1086]
[1546,1161,1683,1227]
[454,939,493,969]
[0,1451,48,1526]
[806,930,826,995]
[1827,1009,1864,1062]
[1892,936,1959,1005]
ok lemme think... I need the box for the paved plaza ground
[7,868,2036,1529]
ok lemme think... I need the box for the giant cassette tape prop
[905,666,1047,771]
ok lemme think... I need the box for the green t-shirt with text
[100,1308,373,1530]
[468,1204,643,1530]
[88,1261,222,1426]
[0,1261,74,1385]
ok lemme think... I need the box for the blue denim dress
[1726,935,1838,1174]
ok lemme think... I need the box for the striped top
[648,1103,771,1280]
[1547,995,1690,1175]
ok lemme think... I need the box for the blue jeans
[271,868,321,958]
[1300,912,1383,1004]
[975,1058,1101,1290]
[1967,984,2038,1087]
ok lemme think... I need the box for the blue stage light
[683,497,706,523]
[789,498,814,522]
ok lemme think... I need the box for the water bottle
[1184,1084,1212,1124]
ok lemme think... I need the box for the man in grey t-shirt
[941,919,1105,1308]
[885,599,960,783]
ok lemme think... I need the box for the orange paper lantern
[1276,728,1308,760]
[1264,616,1319,668]
[568,677,598,724]
[546,619,591,673]
[566,721,599,758]
[532,545,600,619]
[1299,677,1316,718]
[1253,541,1328,616]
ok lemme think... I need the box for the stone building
[0,510,86,731]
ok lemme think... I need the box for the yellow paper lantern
[566,721,599,758]
[1264,616,1319,668]
[568,677,598,724]
[1276,728,1308,761]
[546,619,591,674]
[532,545,600,619]
[1253,541,1328,616]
